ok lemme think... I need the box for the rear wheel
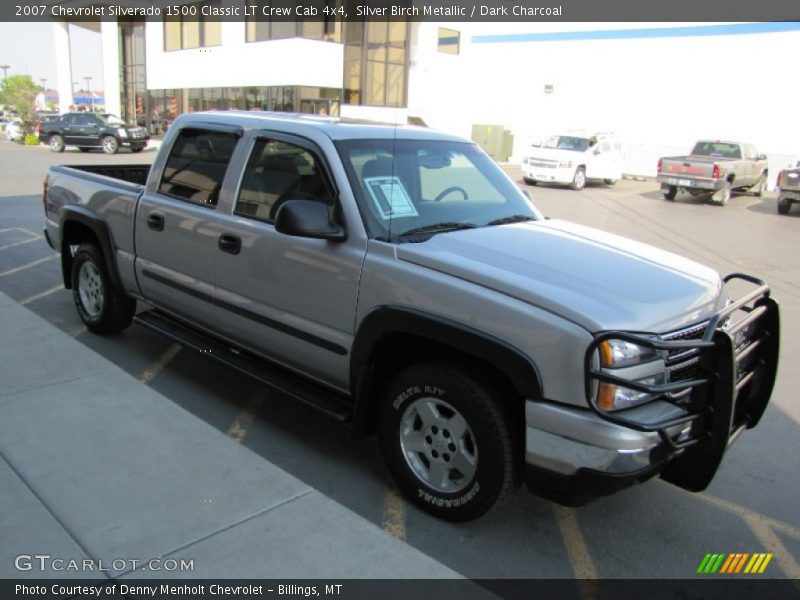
[777,198,792,215]
[663,185,678,201]
[70,244,135,334]
[49,134,65,153]
[131,146,144,153]
[379,362,515,521]
[570,167,586,191]
[101,135,119,154]
[715,181,732,206]
[522,177,538,185]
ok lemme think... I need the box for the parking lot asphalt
[0,288,466,580]
[0,139,799,582]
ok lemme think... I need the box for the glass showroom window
[164,0,222,50]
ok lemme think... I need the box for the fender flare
[350,306,543,435]
[59,205,124,292]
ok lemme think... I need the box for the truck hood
[396,220,723,333]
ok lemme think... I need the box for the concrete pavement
[0,290,461,580]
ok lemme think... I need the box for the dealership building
[50,5,800,176]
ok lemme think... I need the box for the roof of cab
[174,111,468,143]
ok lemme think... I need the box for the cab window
[235,138,334,223]
[158,128,238,206]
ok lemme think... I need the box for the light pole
[40,78,47,111]
[84,76,92,112]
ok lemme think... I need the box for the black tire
[522,177,538,186]
[131,146,144,153]
[49,134,65,153]
[603,178,617,185]
[379,362,515,521]
[78,147,91,152]
[777,198,792,215]
[70,243,136,334]
[752,172,767,197]
[101,135,119,154]
[570,167,586,191]
[663,186,678,201]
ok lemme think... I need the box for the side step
[133,310,352,422]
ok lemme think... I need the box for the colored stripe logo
[697,552,773,574]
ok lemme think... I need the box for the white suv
[522,133,623,190]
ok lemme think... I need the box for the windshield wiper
[397,222,478,238]
[487,214,536,226]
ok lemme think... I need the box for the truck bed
[58,164,151,187]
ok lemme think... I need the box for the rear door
[134,125,241,326]
[212,131,365,388]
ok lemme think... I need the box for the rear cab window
[158,128,239,207]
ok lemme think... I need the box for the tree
[0,75,41,122]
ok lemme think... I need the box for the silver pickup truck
[42,113,780,520]
[657,141,768,205]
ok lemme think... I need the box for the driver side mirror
[274,199,346,242]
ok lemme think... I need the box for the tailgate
[661,157,716,179]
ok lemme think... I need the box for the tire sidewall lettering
[417,481,480,508]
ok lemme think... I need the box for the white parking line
[20,285,62,306]
[0,237,41,252]
[138,343,181,384]
[0,255,58,278]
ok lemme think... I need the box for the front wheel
[751,173,767,197]
[49,134,65,153]
[70,244,136,334]
[101,135,119,154]
[570,167,586,190]
[379,362,515,521]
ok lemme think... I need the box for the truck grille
[527,158,558,168]
[129,127,147,139]
[662,322,707,392]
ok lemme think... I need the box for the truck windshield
[691,142,742,159]
[337,139,542,242]
[543,136,591,152]
[98,114,126,127]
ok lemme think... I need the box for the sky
[0,22,103,92]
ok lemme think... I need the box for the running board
[133,310,352,422]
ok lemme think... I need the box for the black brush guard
[584,274,780,492]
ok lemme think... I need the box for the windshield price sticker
[364,176,419,220]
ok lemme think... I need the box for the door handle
[218,233,241,255]
[146,213,165,231]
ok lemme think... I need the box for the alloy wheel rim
[399,397,478,494]
[78,261,104,318]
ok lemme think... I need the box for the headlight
[598,339,658,368]
[558,160,573,168]
[118,128,128,138]
[595,338,665,412]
